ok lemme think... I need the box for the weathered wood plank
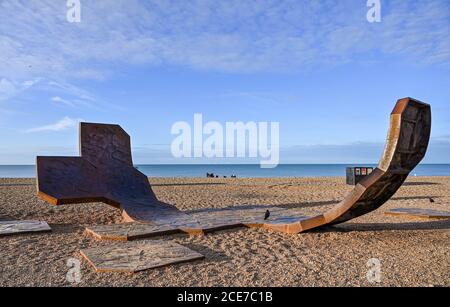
[0,220,51,237]
[80,241,204,273]
[86,207,313,241]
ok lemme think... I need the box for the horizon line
[1,163,450,166]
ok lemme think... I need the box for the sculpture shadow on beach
[45,223,84,235]
[186,200,338,215]
[391,195,440,201]
[152,182,227,187]
[402,182,441,186]
[182,243,232,264]
[0,183,35,187]
[328,220,450,232]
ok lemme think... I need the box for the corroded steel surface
[36,123,198,227]
[265,97,431,233]
[37,97,431,236]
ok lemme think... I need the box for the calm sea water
[1,164,450,178]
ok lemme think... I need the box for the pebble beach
[0,176,449,287]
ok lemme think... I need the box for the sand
[0,176,448,287]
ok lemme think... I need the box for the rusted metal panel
[36,122,198,227]
[264,97,431,233]
[37,97,431,236]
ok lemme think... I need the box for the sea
[1,164,450,178]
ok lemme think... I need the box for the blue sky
[0,0,449,164]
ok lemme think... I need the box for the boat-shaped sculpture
[264,97,431,233]
[36,97,431,235]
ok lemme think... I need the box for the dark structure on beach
[35,97,431,235]
[346,167,374,185]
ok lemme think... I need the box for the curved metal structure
[37,97,431,236]
[265,97,431,233]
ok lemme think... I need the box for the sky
[0,0,449,165]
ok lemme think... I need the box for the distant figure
[429,197,435,203]
[264,210,270,220]
[206,173,215,178]
[216,175,219,178]
[231,175,237,178]
[223,176,227,178]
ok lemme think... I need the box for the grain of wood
[80,240,204,273]
[0,220,51,237]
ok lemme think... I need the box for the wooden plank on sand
[80,240,204,273]
[0,220,51,237]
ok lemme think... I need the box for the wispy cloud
[0,78,40,101]
[0,75,99,110]
[50,94,95,108]
[51,96,75,107]
[0,0,449,79]
[220,91,298,106]
[46,80,96,102]
[432,135,450,141]
[0,79,16,101]
[25,116,83,133]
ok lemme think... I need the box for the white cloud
[51,96,75,107]
[0,78,16,101]
[0,76,102,112]
[46,80,96,102]
[0,78,40,101]
[0,0,449,79]
[25,116,83,133]
[50,95,96,108]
